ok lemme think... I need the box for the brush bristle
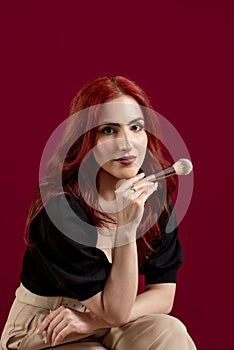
[173,159,193,175]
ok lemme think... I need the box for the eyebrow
[99,117,145,127]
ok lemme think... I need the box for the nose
[118,129,133,152]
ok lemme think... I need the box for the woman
[1,76,196,349]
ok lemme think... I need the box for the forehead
[98,96,144,124]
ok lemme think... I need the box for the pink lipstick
[114,156,136,165]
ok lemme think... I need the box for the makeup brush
[145,158,193,182]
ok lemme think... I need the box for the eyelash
[99,124,145,134]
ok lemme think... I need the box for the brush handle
[145,166,176,182]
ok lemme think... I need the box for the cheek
[93,140,116,165]
[136,133,148,153]
[143,134,148,147]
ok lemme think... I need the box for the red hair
[24,76,176,266]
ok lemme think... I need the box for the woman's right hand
[114,173,158,237]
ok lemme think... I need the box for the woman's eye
[100,127,115,134]
[131,124,144,131]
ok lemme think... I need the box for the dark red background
[1,2,233,349]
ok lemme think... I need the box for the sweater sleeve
[21,194,111,301]
[141,208,184,285]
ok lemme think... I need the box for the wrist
[115,224,137,246]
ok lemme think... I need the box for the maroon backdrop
[1,2,233,349]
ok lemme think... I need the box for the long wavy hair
[24,76,176,267]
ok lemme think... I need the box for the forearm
[100,241,138,325]
[83,239,138,326]
[129,284,176,321]
[92,283,176,329]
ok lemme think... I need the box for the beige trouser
[1,284,197,350]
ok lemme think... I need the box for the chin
[101,163,142,181]
[115,168,140,180]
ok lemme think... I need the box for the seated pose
[1,76,197,349]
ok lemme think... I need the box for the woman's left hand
[37,305,108,346]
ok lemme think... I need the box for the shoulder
[31,193,97,247]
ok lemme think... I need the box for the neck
[98,169,119,201]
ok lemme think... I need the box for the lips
[114,156,136,165]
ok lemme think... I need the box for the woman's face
[93,95,148,181]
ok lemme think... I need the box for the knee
[146,314,187,333]
[165,315,187,333]
[146,314,188,338]
[154,314,193,346]
[153,315,196,349]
